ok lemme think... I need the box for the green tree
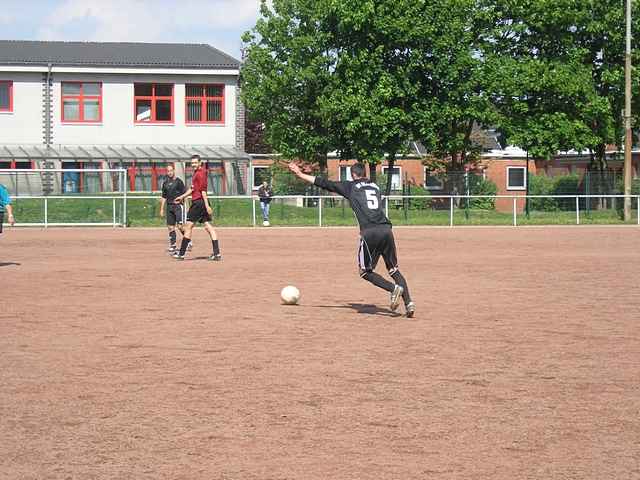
[243,0,427,193]
[241,0,335,170]
[410,0,500,171]
[321,0,424,192]
[484,0,640,166]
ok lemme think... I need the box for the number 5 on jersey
[365,189,378,209]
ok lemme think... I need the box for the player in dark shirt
[172,154,222,261]
[289,162,415,317]
[159,164,190,253]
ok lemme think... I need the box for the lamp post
[525,148,530,218]
[624,0,633,221]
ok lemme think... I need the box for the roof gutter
[0,65,239,76]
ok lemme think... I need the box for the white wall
[52,73,237,146]
[0,72,44,144]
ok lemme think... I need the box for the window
[340,166,353,181]
[507,166,527,190]
[424,168,444,190]
[61,82,101,122]
[186,84,224,123]
[0,161,33,169]
[381,166,402,190]
[134,83,173,123]
[0,81,13,112]
[252,166,270,189]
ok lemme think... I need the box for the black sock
[362,271,395,293]
[212,240,220,256]
[179,237,190,256]
[391,270,412,304]
[169,230,177,246]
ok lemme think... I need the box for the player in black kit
[289,162,415,317]
[159,164,191,253]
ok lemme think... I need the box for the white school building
[0,40,249,195]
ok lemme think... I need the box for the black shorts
[187,199,212,224]
[0,212,3,234]
[357,225,399,275]
[166,203,186,226]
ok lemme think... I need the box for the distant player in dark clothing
[159,164,191,253]
[172,154,222,261]
[257,180,273,226]
[289,162,415,317]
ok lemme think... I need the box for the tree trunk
[593,143,607,209]
[315,153,328,174]
[368,161,377,182]
[461,120,474,164]
[594,143,607,171]
[450,151,459,172]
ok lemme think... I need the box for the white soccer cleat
[263,220,270,227]
[390,285,404,311]
[405,302,416,318]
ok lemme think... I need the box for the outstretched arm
[289,162,351,198]
[288,162,316,184]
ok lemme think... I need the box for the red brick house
[250,140,640,214]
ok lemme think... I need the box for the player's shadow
[313,303,401,318]
[0,262,20,267]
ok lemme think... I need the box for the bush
[468,177,497,210]
[552,174,580,196]
[406,184,431,210]
[528,174,581,212]
[614,177,640,195]
[613,177,640,217]
[528,175,557,211]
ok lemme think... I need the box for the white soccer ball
[281,285,300,305]
[263,220,270,226]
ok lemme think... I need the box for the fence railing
[7,194,640,228]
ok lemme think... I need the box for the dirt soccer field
[1,226,639,479]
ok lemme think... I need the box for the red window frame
[0,161,35,169]
[134,83,174,124]
[61,82,102,123]
[0,81,13,112]
[185,84,225,124]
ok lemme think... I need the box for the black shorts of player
[166,203,186,226]
[0,212,4,234]
[357,225,399,276]
[186,199,212,224]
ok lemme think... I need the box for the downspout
[45,63,52,148]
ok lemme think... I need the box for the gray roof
[470,125,502,151]
[0,144,249,161]
[0,40,240,69]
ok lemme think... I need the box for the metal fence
[6,194,640,228]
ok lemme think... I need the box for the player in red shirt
[172,154,222,261]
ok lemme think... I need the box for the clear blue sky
[0,0,264,60]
